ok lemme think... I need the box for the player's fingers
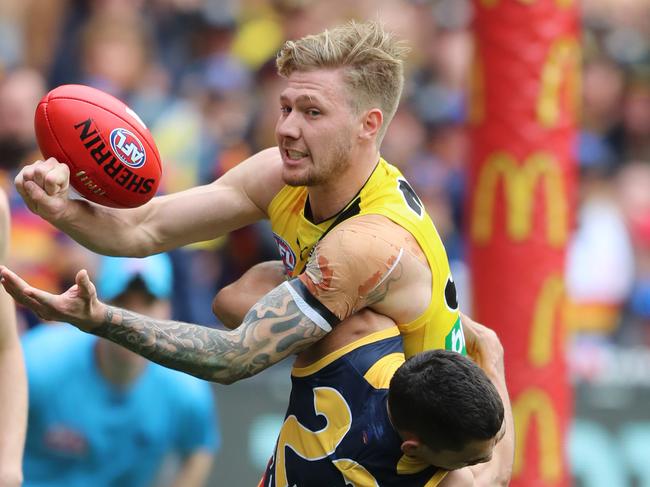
[0,266,46,309]
[75,269,96,298]
[22,180,50,206]
[32,158,59,189]
[14,172,28,202]
[43,163,69,196]
[16,162,36,185]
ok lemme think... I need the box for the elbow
[205,355,249,385]
[209,370,245,386]
[211,285,241,330]
[212,376,238,386]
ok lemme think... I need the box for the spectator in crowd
[21,253,219,487]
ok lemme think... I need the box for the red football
[34,84,162,208]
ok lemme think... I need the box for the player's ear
[400,438,420,456]
[359,108,383,141]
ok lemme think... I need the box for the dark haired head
[388,349,504,453]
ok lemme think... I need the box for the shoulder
[316,215,427,278]
[327,215,422,252]
[321,214,413,256]
[302,214,431,321]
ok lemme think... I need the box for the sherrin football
[34,84,162,208]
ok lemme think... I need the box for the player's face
[418,422,505,471]
[275,68,359,187]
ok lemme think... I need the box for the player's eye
[280,106,291,115]
[306,109,321,118]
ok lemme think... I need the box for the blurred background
[0,0,648,485]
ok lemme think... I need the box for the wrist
[55,197,77,227]
[72,300,110,333]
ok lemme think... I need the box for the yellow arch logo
[471,152,568,246]
[513,388,563,483]
[537,37,581,128]
[529,274,565,367]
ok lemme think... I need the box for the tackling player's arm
[212,261,287,329]
[437,318,514,487]
[0,191,27,487]
[0,265,330,385]
[0,215,415,384]
[15,147,284,257]
[464,316,514,487]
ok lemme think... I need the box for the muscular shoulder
[299,215,432,322]
[217,147,284,215]
[329,215,427,260]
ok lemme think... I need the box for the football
[34,84,162,208]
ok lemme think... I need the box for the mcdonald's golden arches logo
[512,388,563,483]
[471,152,568,247]
[537,37,581,128]
[529,274,565,367]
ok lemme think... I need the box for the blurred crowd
[0,0,649,352]
[1,0,650,485]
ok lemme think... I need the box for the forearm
[55,199,150,256]
[0,340,26,487]
[90,284,325,384]
[93,307,259,384]
[169,452,214,487]
[61,184,264,256]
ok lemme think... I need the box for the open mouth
[284,148,309,161]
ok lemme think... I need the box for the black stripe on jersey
[287,279,342,328]
[320,196,361,241]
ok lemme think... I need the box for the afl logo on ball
[110,128,146,168]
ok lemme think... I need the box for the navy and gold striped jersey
[260,328,447,487]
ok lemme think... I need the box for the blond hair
[276,20,409,144]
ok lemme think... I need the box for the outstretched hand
[0,266,105,332]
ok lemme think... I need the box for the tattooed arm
[0,266,327,384]
[95,283,327,384]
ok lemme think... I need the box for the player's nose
[276,112,301,140]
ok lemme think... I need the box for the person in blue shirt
[21,253,219,487]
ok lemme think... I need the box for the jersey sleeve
[294,218,405,326]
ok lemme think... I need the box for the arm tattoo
[92,284,327,384]
[364,260,403,306]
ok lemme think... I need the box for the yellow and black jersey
[259,328,447,487]
[268,157,464,358]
